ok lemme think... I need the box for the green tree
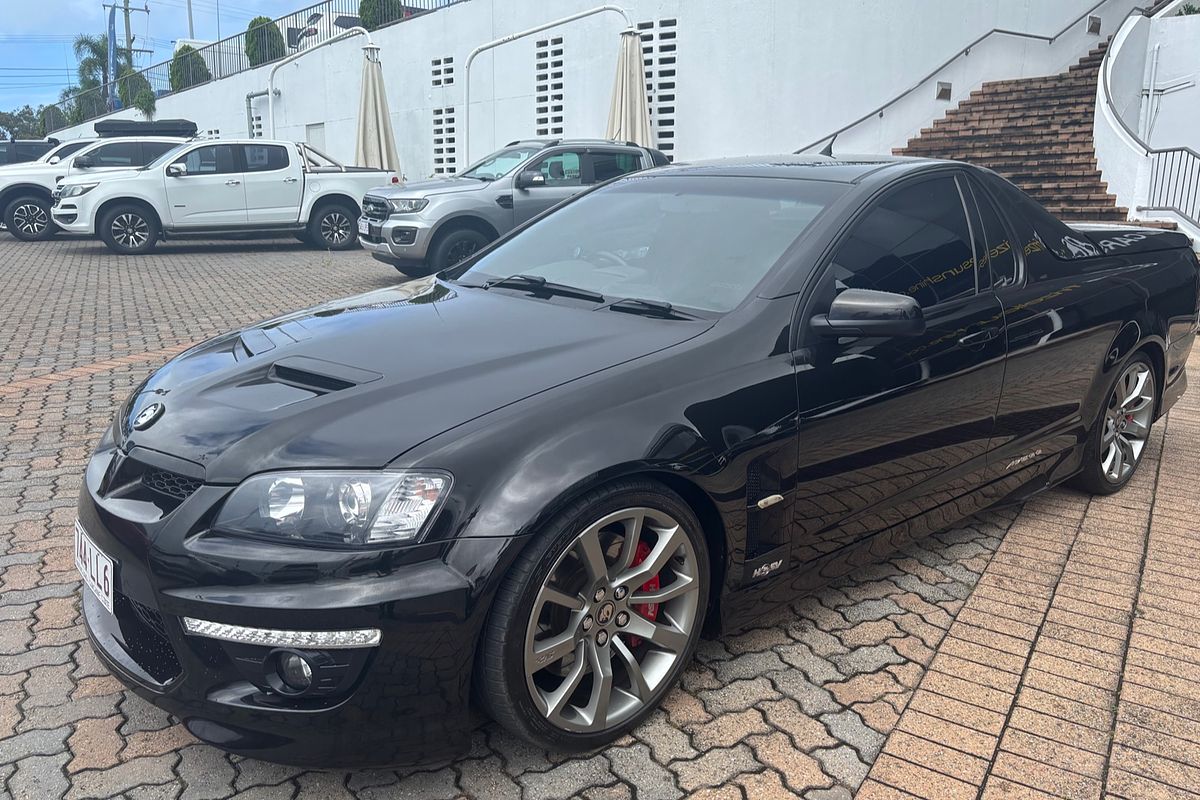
[245,16,286,67]
[0,105,44,138]
[169,45,212,91]
[359,0,411,31]
[132,89,156,120]
[116,65,152,107]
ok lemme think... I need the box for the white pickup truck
[52,138,396,255]
[1,137,185,240]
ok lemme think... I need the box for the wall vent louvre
[535,37,565,136]
[432,107,457,175]
[638,19,678,160]
[431,56,455,87]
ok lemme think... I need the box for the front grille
[142,468,202,501]
[362,195,390,221]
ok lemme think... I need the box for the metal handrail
[795,0,1137,154]
[1100,0,1200,229]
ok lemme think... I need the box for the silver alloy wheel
[111,213,150,249]
[12,203,48,236]
[1101,361,1155,483]
[320,211,351,244]
[523,507,700,733]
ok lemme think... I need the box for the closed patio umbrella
[606,29,655,147]
[355,44,400,172]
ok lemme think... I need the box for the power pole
[186,0,194,38]
[123,0,133,61]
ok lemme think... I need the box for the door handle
[958,327,1000,348]
[225,179,241,186]
[283,177,298,183]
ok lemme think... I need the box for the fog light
[277,652,313,691]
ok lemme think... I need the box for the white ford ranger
[52,139,396,254]
[1,137,185,240]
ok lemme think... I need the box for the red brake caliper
[627,540,660,647]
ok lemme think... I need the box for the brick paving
[0,235,1198,798]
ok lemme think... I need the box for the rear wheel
[308,202,359,251]
[4,196,57,241]
[477,480,708,751]
[98,204,159,255]
[1071,352,1157,494]
[428,227,489,270]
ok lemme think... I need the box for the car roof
[649,154,954,184]
[505,138,644,149]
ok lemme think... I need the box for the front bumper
[51,191,97,233]
[77,442,497,767]
[358,214,434,265]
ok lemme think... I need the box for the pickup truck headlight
[61,183,99,198]
[388,198,428,214]
[214,470,450,547]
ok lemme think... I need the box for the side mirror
[166,163,187,177]
[810,288,926,338]
[73,155,95,169]
[516,169,546,190]
[48,156,60,165]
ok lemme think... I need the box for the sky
[0,0,300,110]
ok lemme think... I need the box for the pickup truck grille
[362,196,390,221]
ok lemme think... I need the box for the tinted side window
[830,176,977,308]
[90,142,141,166]
[174,145,238,175]
[966,177,1019,288]
[530,151,583,186]
[15,143,45,159]
[140,142,179,163]
[243,144,289,172]
[0,144,9,163]
[590,151,642,183]
[55,141,90,159]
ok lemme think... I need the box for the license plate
[75,520,115,614]
[357,217,370,236]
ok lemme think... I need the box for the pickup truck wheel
[99,205,159,255]
[309,203,359,251]
[430,228,490,270]
[1070,352,1157,495]
[4,196,57,242]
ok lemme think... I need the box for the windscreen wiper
[482,274,606,302]
[601,297,702,320]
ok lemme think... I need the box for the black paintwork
[78,155,1200,767]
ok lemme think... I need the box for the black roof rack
[93,118,198,138]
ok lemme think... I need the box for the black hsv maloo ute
[76,156,1199,766]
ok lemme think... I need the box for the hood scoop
[267,356,382,395]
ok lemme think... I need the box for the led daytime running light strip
[182,617,381,649]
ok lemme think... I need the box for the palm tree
[73,33,113,88]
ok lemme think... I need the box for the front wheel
[428,228,489,270]
[4,196,57,241]
[98,205,159,255]
[1070,352,1157,495]
[477,480,709,751]
[308,203,359,251]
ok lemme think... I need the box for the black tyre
[4,195,57,241]
[476,479,709,751]
[1070,351,1157,495]
[428,227,489,270]
[98,204,159,255]
[308,202,359,251]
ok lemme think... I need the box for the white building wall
[1145,13,1200,148]
[53,0,1125,178]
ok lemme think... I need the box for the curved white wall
[52,0,1132,178]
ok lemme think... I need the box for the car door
[512,148,587,225]
[240,143,302,224]
[163,143,247,228]
[791,172,1007,564]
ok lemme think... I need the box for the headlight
[388,198,428,214]
[214,470,450,547]
[61,183,99,198]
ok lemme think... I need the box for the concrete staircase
[895,42,1127,222]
